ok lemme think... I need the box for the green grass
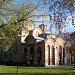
[0,65,75,75]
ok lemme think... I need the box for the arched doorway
[37,47,41,65]
[48,45,50,65]
[59,46,62,65]
[30,47,34,65]
[24,48,27,64]
[52,45,55,65]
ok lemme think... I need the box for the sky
[13,0,75,34]
[13,0,25,5]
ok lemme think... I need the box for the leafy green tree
[0,0,38,51]
[0,0,40,28]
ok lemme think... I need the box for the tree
[69,32,75,53]
[69,32,75,63]
[38,0,75,35]
[50,0,75,34]
[0,0,41,28]
[0,0,39,51]
[0,0,75,51]
[0,0,74,30]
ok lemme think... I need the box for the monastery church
[0,21,71,67]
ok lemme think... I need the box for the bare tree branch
[0,3,40,28]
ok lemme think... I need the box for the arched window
[30,47,34,65]
[24,48,27,64]
[59,46,62,65]
[52,45,55,65]
[48,45,50,65]
[37,47,41,65]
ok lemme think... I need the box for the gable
[56,37,65,43]
[25,35,36,44]
[56,37,65,46]
[45,38,55,45]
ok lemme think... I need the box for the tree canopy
[0,0,38,51]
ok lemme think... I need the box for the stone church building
[0,21,72,66]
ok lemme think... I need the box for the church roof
[34,36,44,40]
[43,30,51,34]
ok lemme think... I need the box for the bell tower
[39,24,47,32]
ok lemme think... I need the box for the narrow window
[59,46,62,65]
[37,47,41,65]
[48,45,50,65]
[30,47,34,65]
[52,45,55,65]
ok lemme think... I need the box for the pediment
[25,35,36,44]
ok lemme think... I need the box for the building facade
[24,24,65,66]
[0,22,72,66]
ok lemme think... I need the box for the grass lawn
[0,65,75,75]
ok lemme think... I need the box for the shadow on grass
[0,72,75,75]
